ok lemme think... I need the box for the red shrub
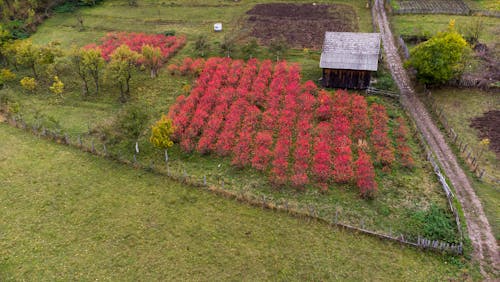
[355,149,377,198]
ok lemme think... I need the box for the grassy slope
[429,88,500,240]
[0,124,478,280]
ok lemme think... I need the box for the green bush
[163,30,176,36]
[410,204,457,242]
[100,103,150,145]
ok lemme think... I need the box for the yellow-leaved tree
[150,114,176,161]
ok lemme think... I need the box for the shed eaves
[320,32,381,71]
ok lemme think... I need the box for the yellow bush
[20,76,37,93]
[0,68,16,82]
[49,76,64,97]
[150,114,176,150]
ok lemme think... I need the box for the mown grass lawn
[0,124,479,280]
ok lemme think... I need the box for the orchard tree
[406,20,471,85]
[220,34,235,58]
[141,44,162,78]
[82,47,105,95]
[70,46,104,96]
[106,44,140,102]
[15,40,40,78]
[241,38,259,59]
[194,35,209,57]
[70,46,91,96]
[269,36,288,61]
[15,40,62,79]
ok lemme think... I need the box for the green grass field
[428,88,500,240]
[0,124,480,280]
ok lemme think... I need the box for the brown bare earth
[246,3,357,49]
[471,110,500,156]
[374,0,499,278]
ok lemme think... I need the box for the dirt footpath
[373,0,499,278]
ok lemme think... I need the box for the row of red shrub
[168,58,413,197]
[87,32,186,61]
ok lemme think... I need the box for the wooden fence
[3,112,465,255]
[423,88,500,186]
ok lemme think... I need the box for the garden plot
[245,3,358,49]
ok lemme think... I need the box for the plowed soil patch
[246,3,358,49]
[471,110,500,156]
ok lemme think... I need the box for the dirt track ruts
[373,0,499,278]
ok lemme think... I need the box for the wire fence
[3,112,465,255]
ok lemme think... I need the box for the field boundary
[1,113,465,256]
[422,89,500,186]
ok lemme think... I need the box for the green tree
[269,36,288,61]
[405,21,471,85]
[194,35,209,57]
[70,46,91,96]
[220,34,235,58]
[141,44,162,78]
[106,44,140,103]
[241,38,259,59]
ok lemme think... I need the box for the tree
[463,17,484,45]
[0,24,11,65]
[70,46,104,96]
[269,36,288,61]
[141,44,162,78]
[15,40,62,79]
[241,38,258,59]
[406,20,471,85]
[82,47,105,95]
[150,114,176,160]
[194,35,209,57]
[220,34,235,58]
[15,40,40,78]
[106,44,140,102]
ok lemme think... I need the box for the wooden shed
[320,32,381,89]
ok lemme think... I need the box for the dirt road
[372,0,499,278]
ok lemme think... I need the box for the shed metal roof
[320,32,381,71]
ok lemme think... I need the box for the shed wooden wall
[322,69,371,89]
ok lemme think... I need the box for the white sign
[214,23,222,32]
